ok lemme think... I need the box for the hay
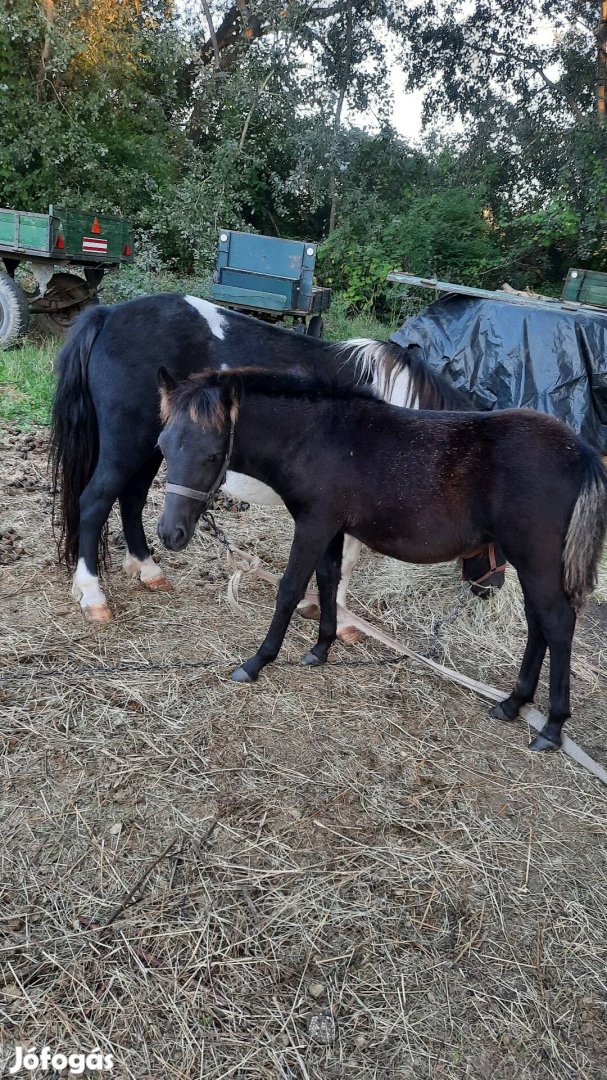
[1,425,607,1079]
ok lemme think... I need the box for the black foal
[157,366,607,754]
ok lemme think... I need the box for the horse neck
[229,392,312,486]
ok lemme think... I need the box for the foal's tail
[50,305,109,567]
[563,445,607,610]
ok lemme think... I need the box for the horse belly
[223,470,285,507]
[350,510,474,566]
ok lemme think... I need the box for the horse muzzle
[157,512,194,551]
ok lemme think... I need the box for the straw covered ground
[1,422,607,1080]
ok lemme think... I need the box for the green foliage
[1,0,606,305]
[319,188,501,314]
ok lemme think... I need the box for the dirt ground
[1,422,607,1080]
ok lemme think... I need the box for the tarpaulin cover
[391,293,607,453]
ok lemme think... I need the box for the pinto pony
[157,367,607,753]
[50,293,504,630]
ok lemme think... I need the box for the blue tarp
[391,293,607,453]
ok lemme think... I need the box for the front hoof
[231,666,254,684]
[144,575,173,592]
[83,603,113,623]
[529,733,561,753]
[337,624,365,645]
[490,702,516,723]
[302,650,323,666]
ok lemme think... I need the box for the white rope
[225,548,607,788]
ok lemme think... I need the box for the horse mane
[162,366,377,430]
[332,338,473,411]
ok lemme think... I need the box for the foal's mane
[333,338,473,411]
[162,366,377,430]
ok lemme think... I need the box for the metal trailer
[209,229,332,336]
[0,204,134,346]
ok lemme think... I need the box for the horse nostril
[173,526,186,548]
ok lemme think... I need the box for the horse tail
[563,445,607,610]
[50,305,108,568]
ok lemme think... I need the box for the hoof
[143,575,173,592]
[337,624,365,646]
[302,651,323,666]
[298,602,320,621]
[529,733,561,753]
[83,603,113,623]
[231,666,254,684]
[490,702,514,723]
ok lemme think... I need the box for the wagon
[209,229,332,335]
[0,204,134,347]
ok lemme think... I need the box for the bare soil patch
[1,423,607,1079]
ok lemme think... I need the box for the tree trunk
[328,0,353,233]
[598,0,607,122]
[37,0,55,100]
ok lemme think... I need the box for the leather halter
[461,542,507,587]
[165,416,235,509]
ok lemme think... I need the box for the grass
[0,336,57,426]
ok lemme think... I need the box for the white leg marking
[184,295,227,340]
[223,470,285,507]
[72,558,108,609]
[337,535,363,608]
[123,553,166,583]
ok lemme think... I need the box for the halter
[461,542,507,587]
[165,415,236,510]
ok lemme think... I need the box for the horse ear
[158,367,177,423]
[158,366,177,392]
[219,373,243,419]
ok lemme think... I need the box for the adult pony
[51,293,504,628]
[157,366,607,753]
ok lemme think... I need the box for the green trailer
[0,204,134,346]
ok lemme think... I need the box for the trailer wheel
[34,272,98,337]
[307,315,324,338]
[0,272,29,349]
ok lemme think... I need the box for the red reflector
[91,216,101,234]
[123,242,131,257]
[56,232,65,250]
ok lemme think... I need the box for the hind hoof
[529,733,561,753]
[83,603,113,623]
[302,651,323,666]
[337,624,365,645]
[231,666,254,684]
[490,703,515,723]
[144,575,173,592]
[298,602,320,621]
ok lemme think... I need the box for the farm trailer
[209,229,332,336]
[0,204,134,346]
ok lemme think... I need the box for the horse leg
[490,584,547,722]
[335,535,366,645]
[232,521,332,684]
[119,450,172,591]
[302,532,344,667]
[296,534,363,643]
[72,465,127,622]
[491,572,576,752]
[529,599,576,751]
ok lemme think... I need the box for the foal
[157,367,607,753]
